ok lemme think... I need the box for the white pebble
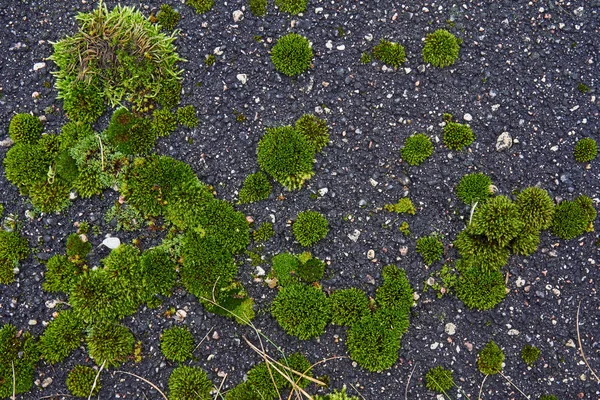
[33,62,46,71]
[367,249,375,260]
[232,10,244,22]
[336,44,345,51]
[445,323,456,335]
[463,113,473,121]
[236,74,247,84]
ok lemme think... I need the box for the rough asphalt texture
[0,0,599,399]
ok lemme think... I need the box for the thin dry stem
[478,374,488,400]
[499,372,530,399]
[213,373,227,400]
[11,361,15,400]
[349,383,366,400]
[115,370,168,400]
[576,300,600,382]
[404,362,417,400]
[88,360,105,400]
[192,325,215,354]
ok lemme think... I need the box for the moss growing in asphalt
[246,353,312,398]
[43,255,84,293]
[105,108,157,155]
[470,195,524,248]
[552,197,596,240]
[152,108,177,137]
[296,252,326,282]
[576,195,597,225]
[455,261,506,310]
[139,247,177,302]
[416,235,444,265]
[422,29,460,68]
[372,39,406,68]
[225,381,260,400]
[521,344,540,367]
[8,113,43,144]
[443,121,474,151]
[293,210,329,247]
[66,233,91,264]
[253,222,275,243]
[271,33,313,77]
[161,326,195,362]
[456,173,492,205]
[186,0,214,14]
[274,0,307,15]
[539,395,558,400]
[0,230,29,284]
[454,229,510,272]
[168,366,213,400]
[59,121,94,152]
[164,179,215,230]
[384,198,416,214]
[271,283,330,340]
[574,138,597,163]
[66,365,100,397]
[87,323,135,368]
[0,324,39,398]
[177,105,199,128]
[196,199,250,254]
[249,0,267,16]
[515,187,555,231]
[376,265,414,316]
[3,142,51,193]
[314,387,360,400]
[477,341,504,375]
[257,126,315,190]
[271,252,300,287]
[156,4,180,30]
[39,310,84,364]
[239,172,272,204]
[360,52,372,64]
[401,134,433,166]
[425,366,454,393]
[329,288,370,326]
[509,227,541,256]
[295,114,330,152]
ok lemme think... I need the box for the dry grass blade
[498,372,530,399]
[576,300,600,382]
[11,361,15,400]
[192,325,215,355]
[404,362,417,400]
[478,374,488,400]
[349,383,366,400]
[213,373,227,400]
[88,360,105,400]
[115,370,168,400]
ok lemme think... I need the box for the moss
[186,0,214,14]
[456,173,493,205]
[29,179,72,213]
[296,253,325,282]
[539,395,558,400]
[87,323,135,368]
[257,126,315,190]
[105,108,157,155]
[577,83,590,94]
[59,121,93,153]
[177,105,199,128]
[274,0,307,15]
[271,33,313,77]
[0,324,39,398]
[271,253,300,287]
[253,222,275,243]
[509,227,541,256]
[239,172,272,204]
[0,230,29,284]
[39,310,84,364]
[271,283,330,340]
[443,121,474,151]
[293,211,329,247]
[66,365,100,397]
[521,344,540,367]
[453,229,510,272]
[225,381,260,400]
[8,113,43,144]
[168,366,213,400]
[139,247,177,300]
[470,195,524,248]
[104,202,144,231]
[477,341,504,375]
[160,326,195,362]
[295,114,329,153]
[164,179,214,230]
[195,199,250,254]
[416,235,444,265]
[384,198,416,214]
[249,0,267,17]
[246,353,312,398]
[42,255,83,293]
[204,54,216,67]
[375,265,414,316]
[372,39,406,68]
[66,233,91,264]
[552,198,594,240]
[575,195,597,226]
[455,261,506,310]
[422,29,460,68]
[157,78,182,109]
[360,52,372,64]
[60,79,106,124]
[401,134,433,166]
[574,138,597,162]
[425,366,454,393]
[515,187,555,230]
[399,221,410,236]
[156,4,180,30]
[55,150,80,185]
[152,108,177,137]
[314,387,360,400]
[3,142,51,192]
[329,288,370,326]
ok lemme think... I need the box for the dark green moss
[456,173,492,205]
[8,113,43,144]
[293,211,329,247]
[296,252,325,283]
[455,261,506,310]
[574,138,597,163]
[453,229,510,272]
[156,4,180,30]
[360,52,372,64]
[105,108,157,155]
[87,323,135,368]
[3,142,51,193]
[274,0,307,15]
[163,179,214,230]
[195,199,250,254]
[139,247,177,301]
[253,222,275,243]
[295,114,329,153]
[60,79,105,124]
[177,105,199,128]
[271,284,330,340]
[39,310,84,364]
[329,288,370,326]
[552,198,593,240]
[521,344,540,367]
[29,179,72,213]
[271,253,300,287]
[515,187,555,230]
[375,265,414,316]
[443,121,474,151]
[152,108,177,137]
[415,235,444,265]
[42,254,83,293]
[477,341,504,375]
[239,172,272,204]
[160,326,194,362]
[66,233,91,264]
[0,324,39,398]
[539,395,558,400]
[225,381,261,400]
[401,134,433,166]
[509,227,541,256]
[314,387,360,400]
[66,365,100,397]
[372,39,406,68]
[246,353,312,398]
[425,366,454,393]
[157,78,182,109]
[249,0,267,17]
[271,33,313,77]
[168,366,213,400]
[422,29,460,68]
[186,0,214,14]
[0,230,29,284]
[470,195,524,248]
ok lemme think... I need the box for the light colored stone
[430,342,439,350]
[463,113,473,122]
[496,132,513,151]
[445,323,456,335]
[367,249,375,260]
[516,276,525,288]
[399,246,408,256]
[336,44,345,51]
[426,277,436,286]
[348,229,361,242]
[565,339,576,348]
[364,34,373,42]
[102,236,121,249]
[318,188,328,196]
[33,62,46,71]
[236,74,247,84]
[213,46,224,56]
[325,40,333,50]
[369,178,378,187]
[508,329,520,336]
[41,377,53,388]
[255,266,265,276]
[232,10,244,22]
[212,331,219,340]
[28,320,37,326]
[0,137,14,147]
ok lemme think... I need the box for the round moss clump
[239,172,272,204]
[455,262,506,310]
[66,365,100,397]
[0,230,30,285]
[415,235,444,265]
[139,247,177,300]
[477,341,504,375]
[271,33,313,77]
[293,210,329,247]
[521,344,541,367]
[160,326,195,362]
[539,395,558,400]
[401,134,433,166]
[168,366,212,400]
[257,126,315,190]
[574,138,597,163]
[443,121,474,151]
[296,253,325,283]
[456,173,492,205]
[509,227,541,257]
[105,107,157,155]
[271,284,330,340]
[295,114,330,152]
[39,310,84,364]
[470,195,524,248]
[515,187,555,231]
[86,323,135,367]
[422,29,460,68]
[156,4,180,30]
[372,39,406,68]
[552,198,594,240]
[177,105,198,128]
[0,324,39,398]
[8,113,43,144]
[425,366,454,393]
[453,229,510,272]
[275,0,307,14]
[329,288,370,326]
[375,265,414,316]
[3,142,51,192]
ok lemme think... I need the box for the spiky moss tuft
[271,253,300,287]
[552,197,596,240]
[425,366,454,393]
[271,284,330,340]
[509,227,541,256]
[401,134,433,166]
[456,173,493,205]
[470,195,524,248]
[295,114,329,152]
[59,121,94,152]
[66,233,91,264]
[314,387,360,400]
[29,179,72,213]
[576,195,597,225]
[157,78,182,109]
[296,252,325,282]
[274,0,307,14]
[177,105,199,128]
[515,187,555,231]
[156,4,180,30]
[87,323,135,368]
[539,395,558,400]
[152,108,177,137]
[186,0,214,14]
[477,341,504,375]
[271,33,313,77]
[39,310,84,364]
[416,235,444,265]
[422,29,460,68]
[163,179,214,230]
[66,365,100,397]
[239,172,272,204]
[43,255,83,293]
[3,142,51,193]
[257,126,315,190]
[246,353,312,398]
[443,121,474,151]
[160,326,195,362]
[454,261,506,310]
[329,288,370,326]
[0,324,39,398]
[8,113,43,144]
[60,79,106,124]
[168,366,212,400]
[0,230,29,284]
[249,0,267,17]
[521,344,540,367]
[252,222,275,243]
[375,265,414,316]
[293,210,329,247]
[453,229,510,272]
[225,381,260,400]
[384,198,416,214]
[105,108,157,155]
[372,39,406,68]
[139,247,177,300]
[195,199,250,254]
[574,138,597,163]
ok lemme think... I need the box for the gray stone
[496,132,513,151]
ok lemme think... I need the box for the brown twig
[478,374,488,400]
[213,373,227,400]
[404,362,417,400]
[576,300,600,382]
[499,372,530,399]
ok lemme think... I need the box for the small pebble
[463,113,473,122]
[445,323,456,335]
[367,249,375,260]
